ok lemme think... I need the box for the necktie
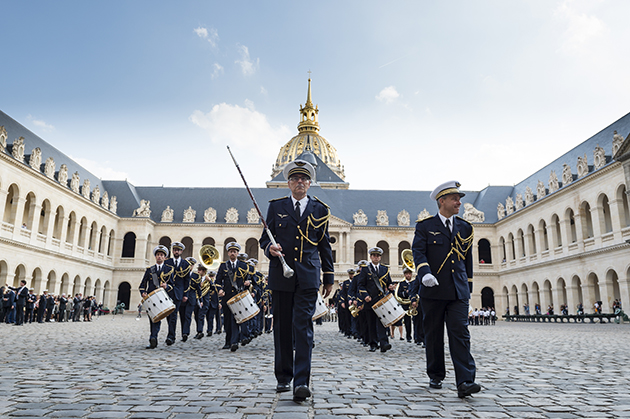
[446,219,451,232]
[295,201,301,219]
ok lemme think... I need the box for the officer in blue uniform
[412,181,480,398]
[406,266,425,347]
[164,242,192,346]
[139,245,175,349]
[260,159,334,402]
[178,256,199,342]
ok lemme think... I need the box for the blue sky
[2,1,630,191]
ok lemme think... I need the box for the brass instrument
[396,249,417,316]
[199,244,221,271]
[401,249,415,272]
[349,303,361,318]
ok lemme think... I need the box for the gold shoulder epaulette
[416,217,430,223]
[269,196,290,202]
[313,196,330,208]
[456,216,472,225]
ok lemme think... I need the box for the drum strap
[227,269,239,292]
[370,271,385,296]
[150,266,160,289]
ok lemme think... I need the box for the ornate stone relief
[70,172,80,193]
[161,206,174,222]
[12,137,25,162]
[417,209,431,222]
[29,148,42,170]
[183,206,196,223]
[44,157,55,179]
[82,179,91,199]
[133,200,151,217]
[376,210,389,226]
[536,180,546,199]
[525,187,534,206]
[514,193,523,210]
[576,154,588,178]
[225,207,239,223]
[561,164,572,186]
[497,203,506,220]
[109,196,117,214]
[204,207,217,223]
[613,130,624,156]
[101,191,109,209]
[58,164,69,186]
[353,209,368,226]
[593,145,606,170]
[397,210,410,226]
[462,203,484,223]
[549,170,559,193]
[0,126,7,151]
[247,208,260,224]
[91,185,100,204]
[505,197,514,215]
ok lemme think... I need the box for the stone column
[589,205,603,241]
[608,198,624,240]
[565,284,577,315]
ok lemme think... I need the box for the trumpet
[349,303,361,318]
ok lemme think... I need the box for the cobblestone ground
[1,314,629,418]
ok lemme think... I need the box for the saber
[227,146,295,278]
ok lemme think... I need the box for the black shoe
[221,344,230,349]
[399,337,404,341]
[165,339,174,346]
[429,379,442,389]
[457,382,481,398]
[145,338,157,349]
[276,383,291,393]
[194,332,204,339]
[293,385,311,402]
[369,345,378,352]
[216,330,222,334]
[407,338,412,343]
[380,343,392,353]
[182,334,188,342]
[230,343,239,352]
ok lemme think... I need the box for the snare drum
[371,293,405,328]
[227,290,260,324]
[142,288,176,323]
[312,292,329,321]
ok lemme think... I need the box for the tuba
[199,245,221,271]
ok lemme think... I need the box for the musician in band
[338,269,353,337]
[260,159,334,402]
[178,257,200,342]
[349,260,368,345]
[164,242,192,346]
[248,258,266,338]
[216,242,252,352]
[194,266,217,339]
[396,266,414,343]
[407,266,425,347]
[357,247,394,353]
[139,245,175,349]
[412,180,480,398]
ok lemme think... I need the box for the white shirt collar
[291,195,309,215]
[438,213,454,229]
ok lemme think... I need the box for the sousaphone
[199,244,221,271]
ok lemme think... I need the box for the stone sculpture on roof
[91,185,100,204]
[225,207,239,223]
[353,209,368,226]
[29,148,42,170]
[82,179,91,199]
[397,210,410,226]
[613,130,624,156]
[101,191,109,209]
[462,203,485,223]
[549,170,559,193]
[505,197,514,215]
[497,203,506,220]
[593,145,605,170]
[183,206,196,223]
[525,187,534,206]
[44,157,55,179]
[133,200,151,217]
[0,126,7,151]
[161,206,174,222]
[417,209,431,222]
[376,210,389,226]
[536,180,546,199]
[577,154,588,178]
[515,193,523,210]
[58,164,69,186]
[12,137,25,162]
[204,207,217,223]
[562,164,572,186]
[109,196,117,214]
[70,172,80,193]
[247,208,260,224]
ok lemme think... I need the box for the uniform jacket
[10,286,28,305]
[197,275,219,310]
[139,263,175,297]
[164,258,192,301]
[3,290,15,308]
[185,272,201,306]
[339,280,350,306]
[215,260,251,301]
[26,293,36,309]
[259,195,334,292]
[395,280,412,309]
[412,214,474,300]
[356,264,392,305]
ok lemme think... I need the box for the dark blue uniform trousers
[166,299,182,341]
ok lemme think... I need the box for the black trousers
[15,303,25,325]
[366,304,388,347]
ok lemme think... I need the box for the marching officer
[412,180,480,398]
[178,257,200,342]
[164,242,192,345]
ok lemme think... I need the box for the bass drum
[142,288,176,323]
[227,290,260,324]
[371,293,405,328]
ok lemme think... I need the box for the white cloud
[376,86,400,104]
[194,26,219,48]
[555,0,608,55]
[69,156,129,181]
[235,44,259,76]
[211,63,224,79]
[260,86,268,95]
[26,115,55,132]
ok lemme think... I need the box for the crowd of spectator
[468,307,496,326]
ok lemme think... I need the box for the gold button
[294,247,298,251]
[452,260,454,264]
[279,223,282,227]
[452,269,455,273]
[296,236,299,239]
[294,258,297,261]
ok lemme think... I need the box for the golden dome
[271,78,345,180]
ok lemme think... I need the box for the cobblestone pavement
[1,315,629,418]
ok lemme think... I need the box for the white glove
[422,273,439,287]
